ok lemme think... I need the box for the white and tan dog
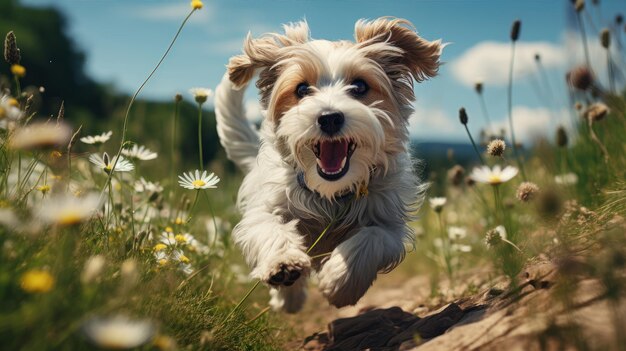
[215,17,441,313]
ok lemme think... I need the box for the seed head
[486,139,506,157]
[474,82,483,94]
[574,0,585,12]
[174,93,183,103]
[516,182,539,202]
[585,102,609,122]
[447,165,465,186]
[568,66,594,91]
[574,102,583,111]
[600,28,611,49]
[534,53,541,62]
[616,14,624,25]
[465,176,475,187]
[510,20,521,41]
[459,107,468,125]
[556,126,568,147]
[4,31,21,65]
[485,227,504,248]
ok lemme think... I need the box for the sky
[21,0,626,143]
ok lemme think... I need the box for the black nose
[318,112,344,135]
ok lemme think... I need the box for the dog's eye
[350,79,368,97]
[295,83,310,98]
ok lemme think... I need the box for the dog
[215,17,441,313]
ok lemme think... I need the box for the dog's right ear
[228,21,310,88]
[228,35,280,87]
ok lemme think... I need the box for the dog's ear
[355,17,441,83]
[228,21,310,88]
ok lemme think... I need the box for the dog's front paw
[251,249,310,287]
[317,252,376,308]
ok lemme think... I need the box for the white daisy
[447,226,467,241]
[9,122,72,150]
[89,152,134,173]
[189,87,213,104]
[38,193,101,226]
[429,197,447,212]
[554,173,578,186]
[159,232,177,246]
[451,243,472,253]
[0,94,23,129]
[134,177,163,194]
[470,165,518,185]
[122,144,157,161]
[154,250,169,266]
[178,170,220,190]
[82,315,155,349]
[80,131,112,145]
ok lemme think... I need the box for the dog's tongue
[318,140,348,173]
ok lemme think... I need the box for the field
[1,1,625,350]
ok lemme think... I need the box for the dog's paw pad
[269,264,303,287]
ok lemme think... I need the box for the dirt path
[282,259,625,351]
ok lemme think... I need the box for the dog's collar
[296,171,369,200]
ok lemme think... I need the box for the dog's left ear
[355,17,441,83]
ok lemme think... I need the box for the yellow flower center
[158,259,168,266]
[175,234,186,243]
[165,226,173,233]
[174,217,184,225]
[37,185,51,194]
[154,244,167,251]
[57,210,84,226]
[11,64,26,77]
[104,164,112,171]
[8,98,19,107]
[488,175,502,185]
[20,270,55,293]
[192,180,206,187]
[178,255,190,263]
[190,0,203,10]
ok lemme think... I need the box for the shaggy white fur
[215,17,441,312]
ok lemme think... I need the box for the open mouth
[312,138,356,181]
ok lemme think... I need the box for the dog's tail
[215,73,260,174]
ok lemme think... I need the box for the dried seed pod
[510,20,521,41]
[600,28,611,49]
[556,126,568,147]
[3,31,21,65]
[474,82,483,94]
[568,66,594,91]
[459,107,468,125]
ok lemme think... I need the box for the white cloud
[491,106,571,144]
[408,105,463,140]
[450,41,565,87]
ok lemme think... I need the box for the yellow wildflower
[174,234,186,243]
[153,244,167,252]
[174,217,184,225]
[20,269,55,293]
[165,226,173,233]
[11,64,26,77]
[36,185,51,195]
[190,0,203,10]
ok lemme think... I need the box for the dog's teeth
[340,157,346,168]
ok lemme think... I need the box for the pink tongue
[319,140,348,172]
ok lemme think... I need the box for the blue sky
[22,0,626,142]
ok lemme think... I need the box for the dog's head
[228,17,441,199]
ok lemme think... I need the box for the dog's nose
[318,112,344,136]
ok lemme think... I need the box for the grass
[1,1,626,350]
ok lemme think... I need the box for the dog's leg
[234,209,311,292]
[269,276,308,313]
[317,225,407,307]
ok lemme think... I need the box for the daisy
[159,232,177,246]
[554,173,578,186]
[89,152,134,173]
[154,251,169,266]
[428,197,447,212]
[38,192,101,226]
[82,315,155,350]
[0,94,23,129]
[9,122,72,150]
[189,87,213,104]
[470,165,518,185]
[178,170,220,190]
[447,226,467,241]
[122,144,157,161]
[80,131,112,145]
[134,177,163,194]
